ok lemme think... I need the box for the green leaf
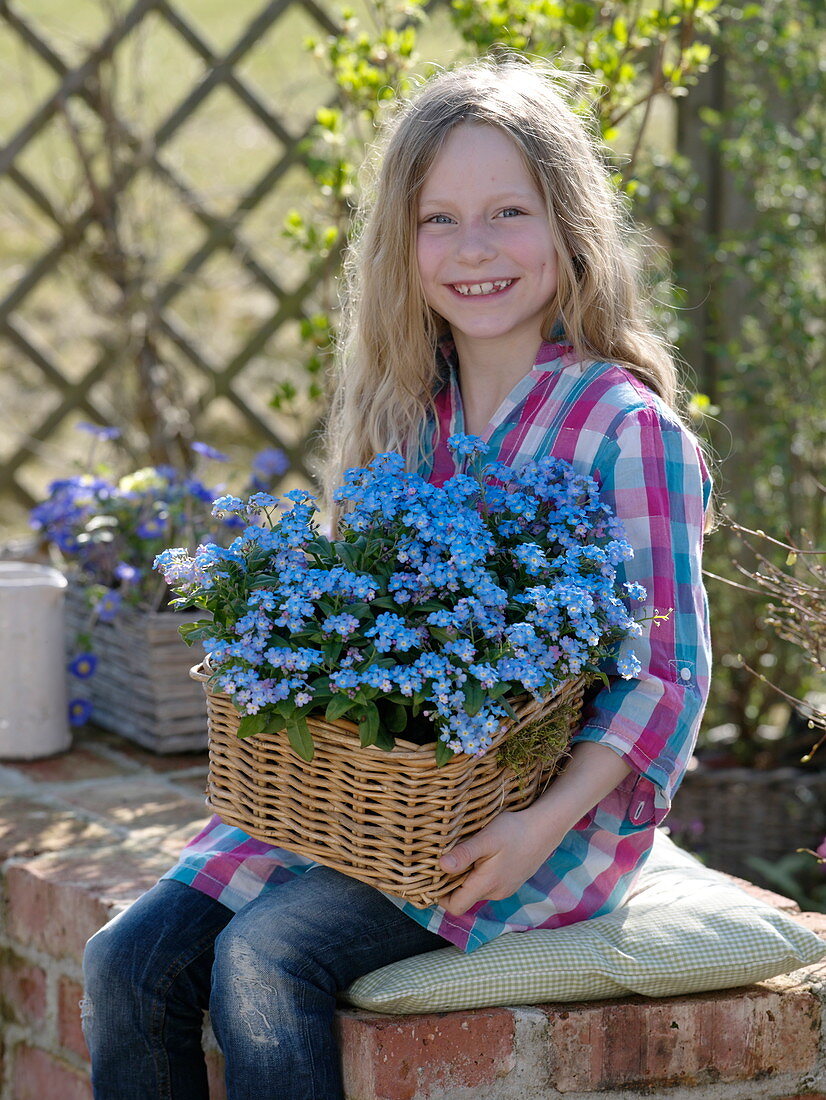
[341,602,371,617]
[383,701,409,733]
[500,697,519,721]
[305,537,333,559]
[435,739,457,767]
[333,541,361,570]
[374,727,396,751]
[463,679,486,717]
[286,716,315,761]
[326,694,354,722]
[238,713,268,739]
[178,620,213,646]
[370,595,399,610]
[322,638,343,664]
[357,701,380,746]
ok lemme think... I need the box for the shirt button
[680,667,692,681]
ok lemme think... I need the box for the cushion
[343,829,826,1013]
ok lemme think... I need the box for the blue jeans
[82,870,446,1099]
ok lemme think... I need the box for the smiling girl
[82,57,711,1100]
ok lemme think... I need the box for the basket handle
[190,661,209,682]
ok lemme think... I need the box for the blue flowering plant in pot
[155,434,650,898]
[30,423,290,748]
[157,434,646,766]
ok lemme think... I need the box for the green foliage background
[2,0,822,758]
[281,0,824,757]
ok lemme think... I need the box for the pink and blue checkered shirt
[163,342,712,952]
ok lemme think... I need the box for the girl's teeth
[453,280,513,296]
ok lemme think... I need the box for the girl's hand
[437,742,635,917]
[438,810,564,916]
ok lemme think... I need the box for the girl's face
[416,123,558,360]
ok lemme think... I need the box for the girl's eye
[498,207,524,218]
[422,213,454,225]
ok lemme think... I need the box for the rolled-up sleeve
[570,405,712,830]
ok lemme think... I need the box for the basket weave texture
[672,765,826,884]
[194,663,585,908]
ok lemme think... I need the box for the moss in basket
[497,700,575,788]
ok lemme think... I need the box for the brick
[729,874,801,913]
[792,909,826,939]
[11,1044,93,1100]
[2,747,129,784]
[0,949,47,1025]
[3,845,172,961]
[58,976,89,1061]
[174,774,211,799]
[337,1008,516,1100]
[81,728,209,774]
[543,984,821,1092]
[58,778,207,832]
[0,795,112,860]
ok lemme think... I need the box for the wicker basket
[65,586,208,753]
[672,764,826,884]
[193,662,586,907]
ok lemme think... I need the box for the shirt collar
[435,337,574,389]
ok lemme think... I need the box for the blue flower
[212,495,246,516]
[154,444,643,760]
[68,698,93,725]
[68,653,97,679]
[192,441,229,462]
[616,652,642,678]
[623,582,647,601]
[114,562,141,584]
[95,590,122,622]
[248,492,279,509]
[447,434,489,458]
[77,422,121,441]
[136,515,168,539]
[252,447,290,479]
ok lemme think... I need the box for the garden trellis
[0,0,348,515]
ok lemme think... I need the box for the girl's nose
[454,221,497,264]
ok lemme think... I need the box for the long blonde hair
[323,56,685,519]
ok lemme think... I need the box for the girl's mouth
[449,279,515,297]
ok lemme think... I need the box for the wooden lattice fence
[0,0,356,526]
[0,0,756,540]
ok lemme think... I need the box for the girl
[82,56,711,1100]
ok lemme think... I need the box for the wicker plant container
[194,662,586,907]
[65,585,208,753]
[672,765,826,884]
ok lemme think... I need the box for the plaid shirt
[164,342,712,952]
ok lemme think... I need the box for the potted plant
[30,424,289,753]
[157,435,649,903]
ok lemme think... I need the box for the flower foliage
[31,462,279,612]
[156,436,645,765]
[30,428,290,729]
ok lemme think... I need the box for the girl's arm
[439,741,631,915]
[438,400,711,918]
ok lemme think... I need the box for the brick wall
[1,728,825,1100]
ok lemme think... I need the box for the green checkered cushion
[343,830,826,1013]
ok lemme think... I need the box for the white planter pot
[0,562,71,759]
